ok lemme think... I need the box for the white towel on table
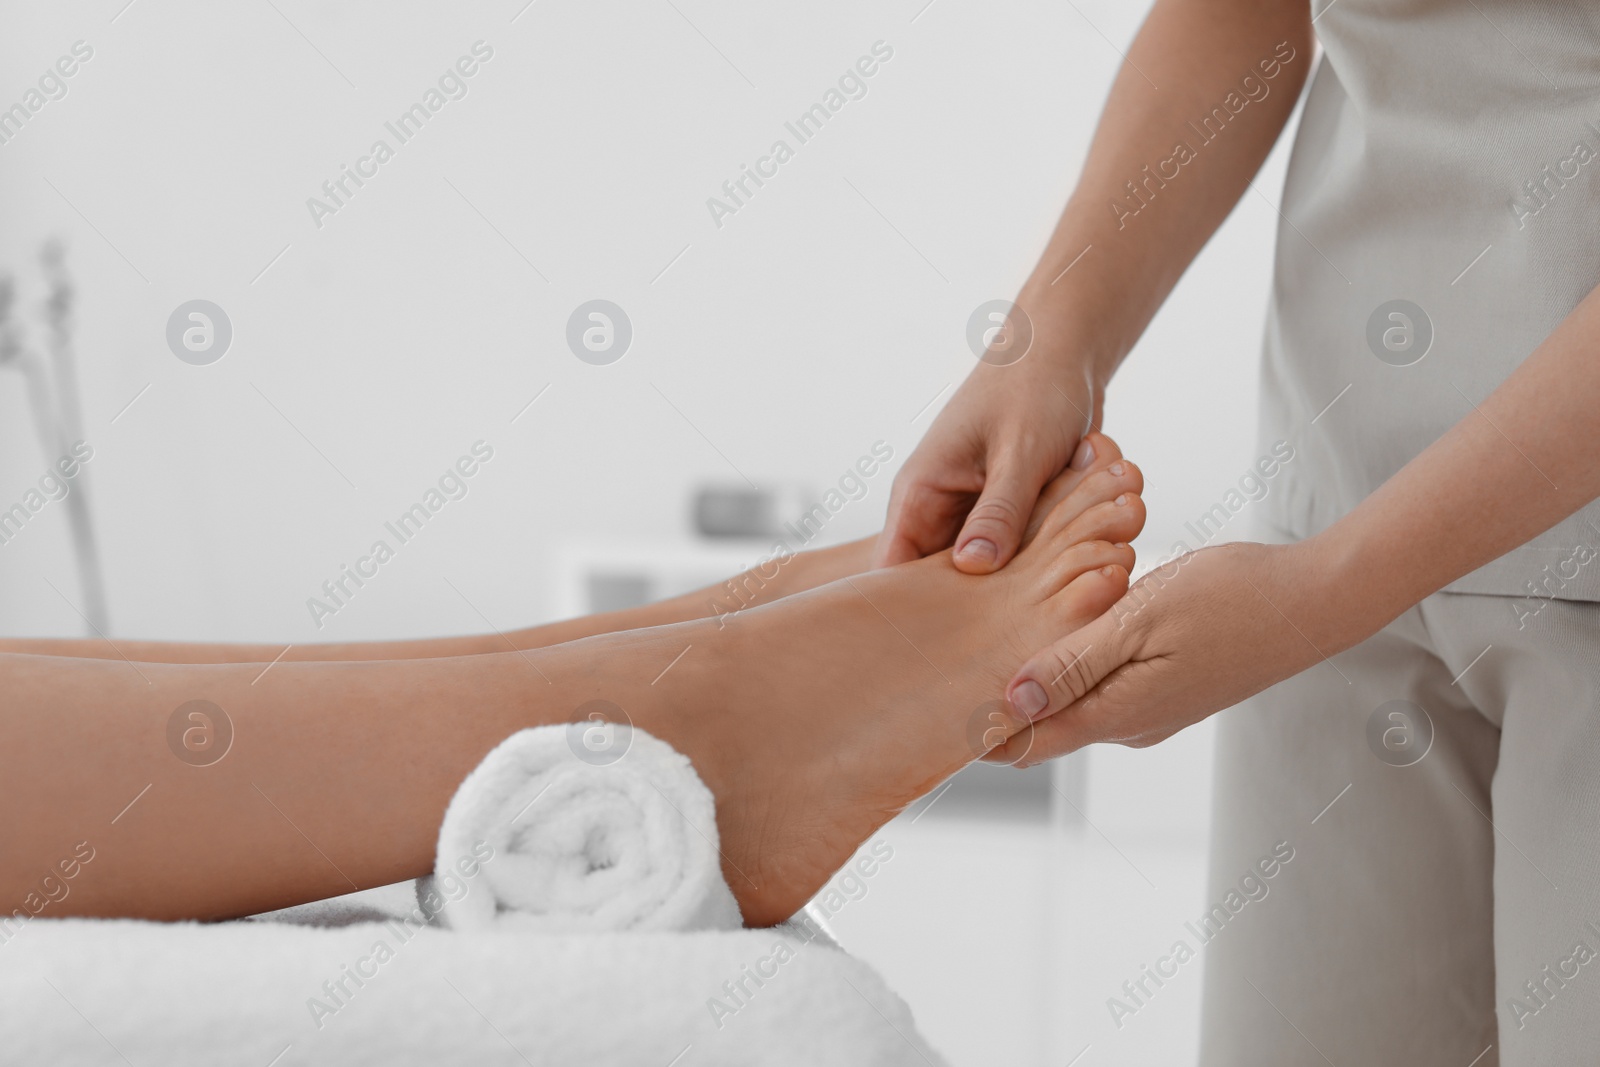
[425,723,743,933]
[4,917,948,1066]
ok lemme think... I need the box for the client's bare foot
[682,428,1129,618]
[559,438,1144,925]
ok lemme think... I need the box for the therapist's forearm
[1017,0,1313,380]
[1316,282,1600,636]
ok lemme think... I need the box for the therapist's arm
[875,0,1314,571]
[993,280,1600,761]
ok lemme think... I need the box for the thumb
[1004,607,1130,725]
[951,460,1045,574]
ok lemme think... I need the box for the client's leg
[0,430,1131,665]
[0,538,873,662]
[2,456,1142,927]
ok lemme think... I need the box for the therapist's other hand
[875,357,1103,573]
[987,539,1380,765]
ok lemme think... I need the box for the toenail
[1114,542,1128,549]
[1011,680,1049,719]
[1070,438,1096,470]
[1109,461,1126,476]
[956,538,997,564]
[1115,493,1132,505]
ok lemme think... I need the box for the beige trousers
[1199,584,1600,1066]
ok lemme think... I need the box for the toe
[1050,563,1130,631]
[1037,461,1144,538]
[1056,490,1147,548]
[999,563,1129,696]
[1067,430,1124,475]
[1039,538,1136,592]
[1021,432,1125,546]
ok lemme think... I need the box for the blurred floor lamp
[0,240,109,634]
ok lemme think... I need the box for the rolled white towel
[427,723,744,933]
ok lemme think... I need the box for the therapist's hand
[875,354,1104,573]
[986,538,1386,765]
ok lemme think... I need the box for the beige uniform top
[1258,0,1600,601]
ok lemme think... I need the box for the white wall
[0,1,1298,1062]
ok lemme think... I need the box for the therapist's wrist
[1005,290,1120,391]
[1294,527,1417,649]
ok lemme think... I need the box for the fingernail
[1109,461,1126,476]
[956,538,997,564]
[1070,438,1095,470]
[1011,680,1049,720]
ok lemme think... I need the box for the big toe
[1028,457,1146,552]
[1021,432,1125,547]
